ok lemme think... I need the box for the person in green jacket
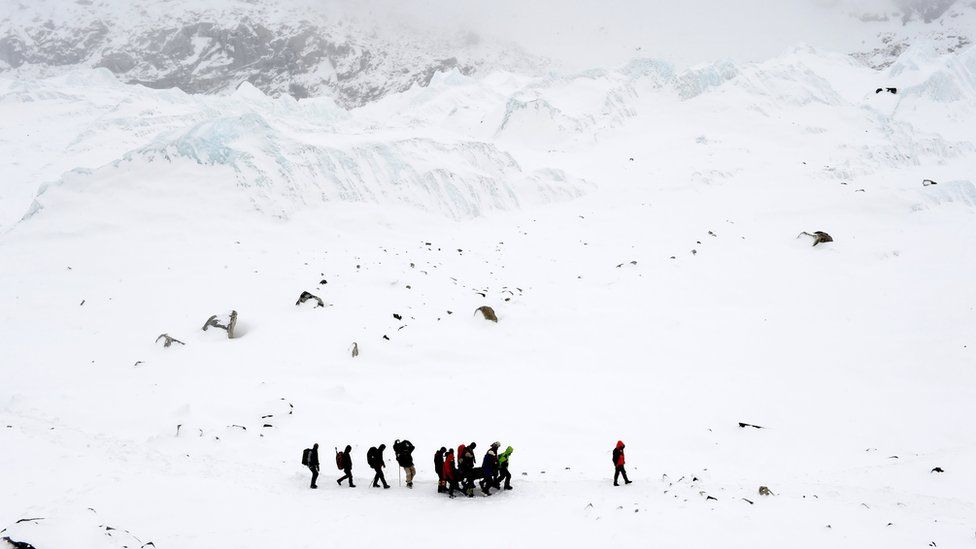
[495,446,514,490]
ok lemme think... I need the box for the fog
[315,0,932,68]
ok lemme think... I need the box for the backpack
[367,447,378,468]
[302,448,311,466]
[335,451,345,470]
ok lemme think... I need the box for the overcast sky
[323,0,920,68]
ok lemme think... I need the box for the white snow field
[2,26,976,549]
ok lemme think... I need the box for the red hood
[616,440,625,449]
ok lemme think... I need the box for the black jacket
[309,446,320,469]
[342,446,352,471]
[367,444,386,469]
[395,440,415,467]
[434,448,445,473]
[460,443,477,472]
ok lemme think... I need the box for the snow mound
[496,97,586,146]
[27,111,588,222]
[916,179,976,209]
[1,510,153,549]
[902,44,976,102]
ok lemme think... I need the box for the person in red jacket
[612,440,632,486]
[443,448,459,498]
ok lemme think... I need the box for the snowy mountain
[0,0,542,106]
[2,2,976,549]
[842,0,975,68]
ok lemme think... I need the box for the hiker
[481,442,499,495]
[393,439,416,488]
[612,440,632,486]
[442,448,459,498]
[367,444,390,489]
[459,442,477,496]
[496,445,513,490]
[336,445,355,487]
[308,443,320,489]
[434,447,447,493]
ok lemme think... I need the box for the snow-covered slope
[2,15,976,549]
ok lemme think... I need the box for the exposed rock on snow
[797,231,834,246]
[295,291,324,308]
[154,333,185,347]
[474,305,498,322]
[202,310,238,338]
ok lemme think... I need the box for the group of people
[303,440,632,493]
[309,440,416,489]
[433,442,514,498]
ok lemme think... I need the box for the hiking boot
[383,485,390,489]
[311,485,318,489]
[504,486,513,490]
[614,482,619,486]
[349,483,356,488]
[625,480,633,485]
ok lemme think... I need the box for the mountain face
[850,0,976,69]
[4,0,975,108]
[0,0,541,107]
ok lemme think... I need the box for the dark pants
[309,466,319,488]
[338,468,354,486]
[447,475,459,497]
[372,467,389,488]
[481,469,495,494]
[497,465,512,489]
[614,465,630,485]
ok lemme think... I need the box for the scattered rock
[296,291,324,308]
[474,306,498,322]
[742,498,754,505]
[350,342,359,358]
[202,310,238,339]
[738,422,763,429]
[931,467,944,473]
[797,231,833,246]
[758,486,773,496]
[2,537,38,549]
[155,333,185,348]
